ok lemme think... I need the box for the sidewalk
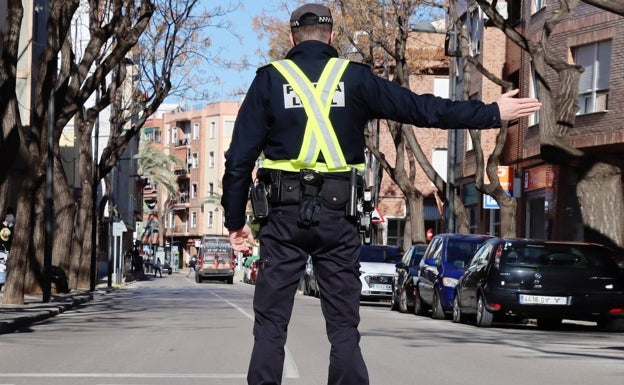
[0,282,118,335]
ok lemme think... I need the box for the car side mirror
[424,257,437,266]
[453,260,466,269]
[395,262,407,270]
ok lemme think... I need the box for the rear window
[445,239,484,265]
[502,243,622,270]
[360,246,402,264]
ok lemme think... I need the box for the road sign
[112,220,127,236]
[371,206,385,224]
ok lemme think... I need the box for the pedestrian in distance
[186,254,198,277]
[0,213,15,253]
[154,257,163,278]
[221,4,542,385]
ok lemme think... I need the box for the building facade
[140,101,241,267]
[454,0,624,242]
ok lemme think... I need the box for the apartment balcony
[174,167,190,177]
[174,138,190,147]
[169,224,200,237]
[169,194,190,208]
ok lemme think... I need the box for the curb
[0,291,94,335]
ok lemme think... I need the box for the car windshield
[445,239,483,265]
[360,246,402,264]
[502,243,623,270]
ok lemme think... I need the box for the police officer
[222,4,541,385]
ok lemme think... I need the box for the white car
[358,245,403,301]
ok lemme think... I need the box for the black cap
[290,3,333,28]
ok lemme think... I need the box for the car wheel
[227,276,234,284]
[390,286,399,311]
[399,289,412,313]
[413,292,426,316]
[452,295,462,323]
[476,295,493,327]
[536,317,562,330]
[432,290,446,320]
[303,278,310,296]
[597,318,624,332]
[195,273,201,283]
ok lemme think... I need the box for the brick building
[455,0,624,242]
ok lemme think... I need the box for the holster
[250,181,269,220]
[298,169,323,226]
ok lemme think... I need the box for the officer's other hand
[229,224,255,254]
[496,89,542,122]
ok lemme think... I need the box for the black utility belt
[250,168,363,224]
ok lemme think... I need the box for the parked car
[303,256,320,297]
[417,233,493,319]
[453,238,624,331]
[391,243,428,313]
[243,255,260,284]
[359,244,403,301]
[0,248,7,291]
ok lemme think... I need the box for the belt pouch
[321,178,351,210]
[279,178,300,204]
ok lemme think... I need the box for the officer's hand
[496,89,542,122]
[228,224,256,254]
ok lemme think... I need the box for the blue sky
[205,0,288,101]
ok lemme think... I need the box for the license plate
[519,294,568,305]
[370,284,391,291]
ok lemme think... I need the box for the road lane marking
[209,289,301,379]
[0,373,247,378]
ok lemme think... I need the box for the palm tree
[135,140,185,248]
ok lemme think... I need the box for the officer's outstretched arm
[496,89,542,122]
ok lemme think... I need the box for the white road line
[0,373,246,379]
[209,289,301,379]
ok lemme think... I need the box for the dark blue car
[391,243,427,313]
[416,233,493,319]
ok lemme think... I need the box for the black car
[453,238,624,331]
[391,243,427,313]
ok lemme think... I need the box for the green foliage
[136,140,186,198]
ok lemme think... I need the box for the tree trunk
[2,175,41,304]
[498,194,518,238]
[404,192,425,249]
[454,194,470,234]
[577,162,624,248]
[52,152,75,280]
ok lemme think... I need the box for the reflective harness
[264,58,364,174]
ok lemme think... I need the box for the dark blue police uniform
[222,40,501,385]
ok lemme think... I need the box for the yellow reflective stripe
[271,59,349,170]
[272,60,324,165]
[315,59,350,166]
[262,159,365,174]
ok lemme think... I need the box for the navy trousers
[247,203,369,385]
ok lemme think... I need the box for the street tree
[0,0,238,304]
[465,0,624,246]
[136,140,185,249]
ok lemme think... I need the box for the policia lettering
[251,58,366,227]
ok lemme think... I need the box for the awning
[424,205,441,220]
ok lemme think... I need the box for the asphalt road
[0,272,622,385]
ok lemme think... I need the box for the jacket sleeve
[363,71,501,129]
[221,74,270,231]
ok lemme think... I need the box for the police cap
[290,3,333,28]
